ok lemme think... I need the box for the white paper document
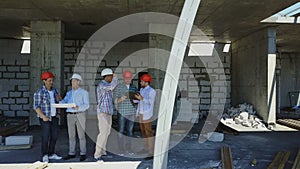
[51,103,76,108]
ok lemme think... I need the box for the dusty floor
[0,121,299,169]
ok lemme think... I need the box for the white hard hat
[101,68,113,77]
[70,73,82,81]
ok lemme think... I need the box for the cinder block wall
[63,40,149,114]
[0,39,231,122]
[0,39,30,117]
[149,34,231,120]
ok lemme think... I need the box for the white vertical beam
[153,1,201,169]
[267,27,276,125]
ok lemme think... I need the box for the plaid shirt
[113,83,138,116]
[33,86,59,118]
[97,77,118,115]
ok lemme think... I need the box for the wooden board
[292,149,300,169]
[0,144,31,150]
[277,119,300,130]
[267,151,290,169]
[221,146,233,169]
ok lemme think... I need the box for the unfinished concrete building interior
[0,0,300,169]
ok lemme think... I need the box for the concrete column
[267,27,277,124]
[232,27,276,124]
[29,21,64,125]
[148,24,175,90]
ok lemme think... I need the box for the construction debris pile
[222,103,267,129]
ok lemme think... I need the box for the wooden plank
[292,149,300,169]
[0,119,29,137]
[221,146,233,169]
[277,119,300,130]
[0,144,31,150]
[268,151,290,169]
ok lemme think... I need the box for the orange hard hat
[123,70,133,78]
[140,74,152,83]
[41,71,55,80]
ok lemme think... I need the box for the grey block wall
[149,34,231,120]
[0,39,30,117]
[0,38,231,122]
[63,40,149,114]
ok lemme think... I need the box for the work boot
[80,155,86,161]
[62,154,76,160]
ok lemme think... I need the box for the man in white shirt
[60,74,89,162]
[135,74,156,160]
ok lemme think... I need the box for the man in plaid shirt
[113,70,138,155]
[33,71,62,162]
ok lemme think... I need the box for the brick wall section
[149,35,231,120]
[0,39,30,117]
[63,40,149,113]
[0,39,231,120]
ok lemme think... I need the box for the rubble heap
[222,103,266,129]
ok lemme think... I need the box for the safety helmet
[140,74,152,83]
[41,71,55,80]
[101,68,113,77]
[123,70,133,79]
[70,73,82,81]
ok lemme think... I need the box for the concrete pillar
[267,27,276,124]
[29,21,64,125]
[232,27,276,124]
[148,24,176,90]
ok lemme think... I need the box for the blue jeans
[118,114,135,151]
[39,117,59,156]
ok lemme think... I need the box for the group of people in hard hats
[33,68,156,163]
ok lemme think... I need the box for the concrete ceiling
[0,0,299,52]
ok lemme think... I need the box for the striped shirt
[33,86,60,118]
[60,87,90,112]
[113,83,138,116]
[97,77,118,115]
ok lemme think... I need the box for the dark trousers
[118,114,135,151]
[39,117,59,156]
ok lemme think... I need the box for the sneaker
[48,154,62,160]
[117,153,125,156]
[80,155,86,161]
[94,157,104,162]
[63,154,76,160]
[128,152,135,156]
[42,155,49,163]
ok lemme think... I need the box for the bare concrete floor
[0,123,299,169]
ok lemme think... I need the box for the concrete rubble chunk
[5,136,33,146]
[222,102,267,129]
[205,132,224,142]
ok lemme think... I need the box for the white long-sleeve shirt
[136,85,156,120]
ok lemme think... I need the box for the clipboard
[126,92,138,100]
